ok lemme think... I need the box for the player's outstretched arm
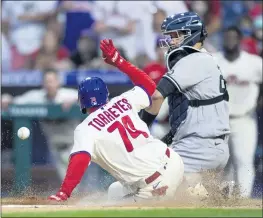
[100,39,176,126]
[100,39,156,96]
[48,152,90,201]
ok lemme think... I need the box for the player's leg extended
[230,116,257,198]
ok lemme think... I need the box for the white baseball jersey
[214,51,262,116]
[71,86,167,183]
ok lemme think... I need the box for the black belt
[189,91,229,107]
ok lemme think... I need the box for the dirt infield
[2,171,262,214]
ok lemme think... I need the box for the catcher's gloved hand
[48,191,68,202]
[100,39,123,67]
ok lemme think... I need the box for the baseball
[17,127,30,140]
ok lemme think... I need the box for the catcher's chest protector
[166,48,193,135]
[168,92,188,135]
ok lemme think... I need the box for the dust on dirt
[2,170,262,213]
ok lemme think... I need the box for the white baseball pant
[107,148,184,204]
[224,114,258,198]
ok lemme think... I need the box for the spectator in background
[253,15,263,55]
[134,53,151,70]
[152,8,167,35]
[221,1,248,28]
[153,1,188,18]
[92,1,140,61]
[60,30,99,70]
[248,0,262,19]
[239,15,254,37]
[1,69,79,182]
[214,26,262,198]
[239,15,259,55]
[33,30,70,71]
[70,30,99,69]
[58,1,95,53]
[2,33,11,73]
[58,29,129,71]
[240,14,263,56]
[143,37,166,84]
[2,1,57,70]
[92,1,188,62]
[123,1,188,62]
[186,0,222,49]
[128,1,156,61]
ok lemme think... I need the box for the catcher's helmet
[78,77,109,113]
[159,12,207,51]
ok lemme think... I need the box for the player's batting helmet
[159,12,207,51]
[78,77,109,113]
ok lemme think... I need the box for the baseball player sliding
[214,26,263,198]
[48,40,184,203]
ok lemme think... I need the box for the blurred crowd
[2,0,262,75]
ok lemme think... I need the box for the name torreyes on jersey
[88,98,132,131]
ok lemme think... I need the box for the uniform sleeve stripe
[163,75,182,92]
[137,85,152,106]
[69,151,91,160]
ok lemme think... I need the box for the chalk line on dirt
[2,205,74,208]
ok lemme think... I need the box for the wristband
[140,110,157,127]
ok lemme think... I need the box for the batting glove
[100,39,124,67]
[48,191,68,202]
[102,52,115,67]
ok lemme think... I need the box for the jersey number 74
[107,115,149,152]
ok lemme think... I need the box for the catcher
[98,12,231,194]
